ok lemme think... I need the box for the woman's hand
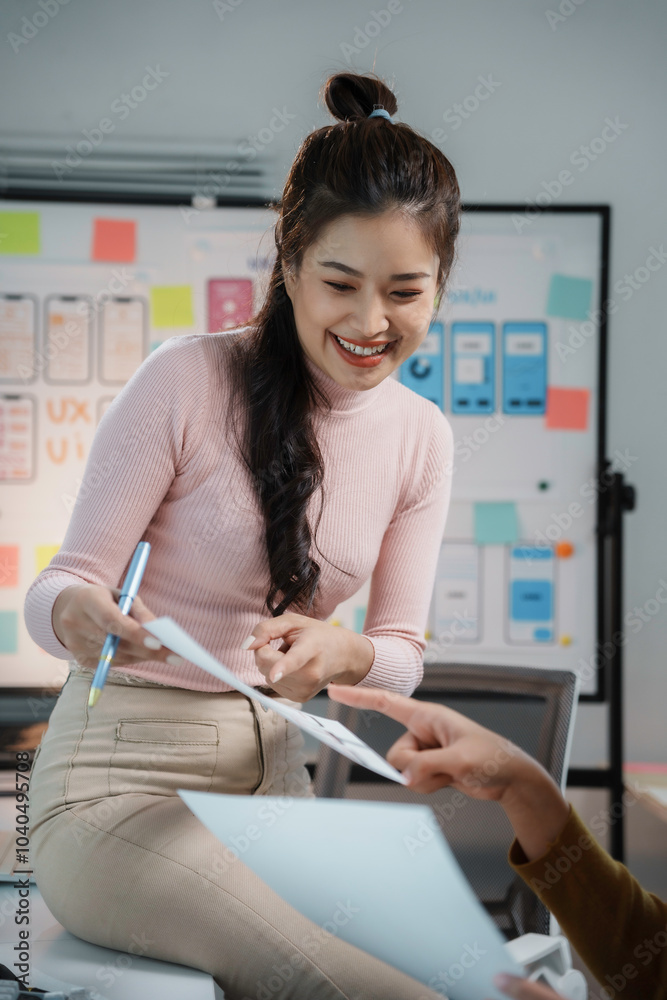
[492,973,568,999]
[328,682,526,799]
[326,683,571,860]
[242,613,374,702]
[52,584,184,670]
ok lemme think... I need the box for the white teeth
[334,335,389,356]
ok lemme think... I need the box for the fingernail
[166,654,185,667]
[493,974,513,991]
[143,637,162,650]
[272,671,283,683]
[240,635,256,650]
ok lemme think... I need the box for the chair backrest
[314,663,580,938]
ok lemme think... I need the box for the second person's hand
[52,584,185,671]
[326,682,571,861]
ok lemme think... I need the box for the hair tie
[368,105,394,122]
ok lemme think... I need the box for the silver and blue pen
[88,540,151,708]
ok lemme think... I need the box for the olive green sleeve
[508,804,667,1000]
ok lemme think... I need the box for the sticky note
[150,286,194,328]
[92,218,136,262]
[36,545,59,574]
[0,212,40,255]
[0,546,20,587]
[546,387,590,430]
[0,611,18,653]
[354,606,366,633]
[546,274,593,320]
[474,502,519,545]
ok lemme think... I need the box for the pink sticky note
[92,219,136,262]
[546,387,590,430]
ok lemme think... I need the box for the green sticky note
[0,212,40,255]
[474,502,519,545]
[150,285,194,328]
[0,610,18,653]
[546,274,593,320]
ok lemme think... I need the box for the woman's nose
[347,291,390,336]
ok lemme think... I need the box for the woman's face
[283,211,440,390]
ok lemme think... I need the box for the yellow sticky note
[0,212,40,255]
[150,285,194,328]
[36,545,59,574]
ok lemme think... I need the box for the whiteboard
[0,200,607,696]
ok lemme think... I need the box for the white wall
[1,0,666,761]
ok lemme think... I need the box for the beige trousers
[29,667,441,1000]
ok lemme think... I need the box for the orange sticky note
[546,387,590,431]
[92,218,136,263]
[0,546,19,587]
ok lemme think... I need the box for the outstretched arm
[327,683,569,860]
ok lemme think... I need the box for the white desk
[0,883,224,1000]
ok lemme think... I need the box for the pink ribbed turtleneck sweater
[24,332,453,695]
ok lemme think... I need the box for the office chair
[314,662,580,939]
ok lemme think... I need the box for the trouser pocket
[107,719,219,796]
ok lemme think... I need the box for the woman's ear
[282,262,296,301]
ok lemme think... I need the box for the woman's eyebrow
[317,260,431,280]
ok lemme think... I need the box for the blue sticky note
[0,610,18,653]
[511,580,553,621]
[546,274,593,320]
[474,502,519,545]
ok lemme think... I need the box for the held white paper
[179,790,525,1000]
[144,616,408,785]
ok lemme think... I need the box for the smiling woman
[224,69,461,620]
[285,212,439,377]
[25,69,463,1000]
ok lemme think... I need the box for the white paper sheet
[144,616,408,785]
[179,789,525,1000]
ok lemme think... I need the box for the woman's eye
[324,282,421,300]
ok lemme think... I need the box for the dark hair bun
[322,72,398,122]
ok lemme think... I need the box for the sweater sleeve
[508,804,667,999]
[356,405,454,696]
[23,336,211,659]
